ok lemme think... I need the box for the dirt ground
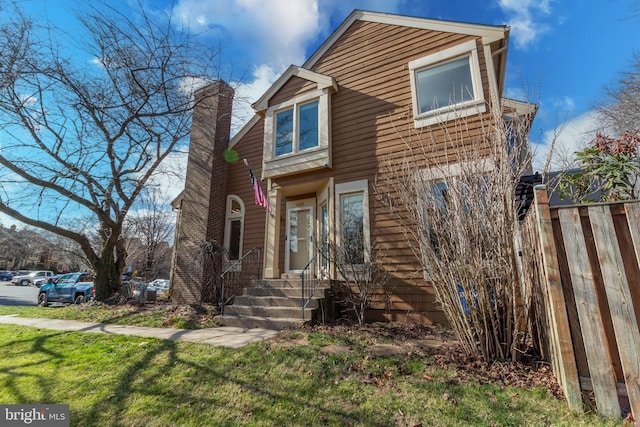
[295,322,564,399]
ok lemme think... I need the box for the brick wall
[172,81,234,304]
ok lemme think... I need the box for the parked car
[44,273,67,287]
[37,272,95,306]
[33,273,61,288]
[130,279,147,301]
[11,270,54,286]
[148,279,170,299]
[0,270,17,281]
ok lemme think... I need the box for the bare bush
[324,242,390,326]
[376,103,535,362]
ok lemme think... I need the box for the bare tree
[0,1,223,300]
[377,101,536,362]
[38,230,92,272]
[124,187,175,281]
[598,52,640,135]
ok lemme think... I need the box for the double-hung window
[409,40,486,127]
[274,100,319,157]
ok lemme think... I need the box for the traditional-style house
[170,10,534,327]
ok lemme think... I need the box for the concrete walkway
[0,314,280,348]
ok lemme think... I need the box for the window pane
[416,57,473,114]
[434,181,449,211]
[341,193,364,264]
[230,199,241,215]
[229,219,242,260]
[275,108,293,156]
[299,101,319,151]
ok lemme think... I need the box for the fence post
[532,185,582,412]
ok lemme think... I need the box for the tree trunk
[93,237,126,301]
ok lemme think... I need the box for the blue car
[0,271,14,281]
[38,272,95,306]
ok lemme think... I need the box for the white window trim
[335,179,371,265]
[263,88,332,178]
[409,40,486,128]
[274,99,319,156]
[223,195,245,266]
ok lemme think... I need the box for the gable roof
[251,65,338,113]
[303,10,510,69]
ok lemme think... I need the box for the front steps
[215,277,329,330]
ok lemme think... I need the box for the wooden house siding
[226,120,267,254]
[226,18,504,323]
[268,76,318,107]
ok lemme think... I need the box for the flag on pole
[244,159,271,212]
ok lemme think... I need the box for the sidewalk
[0,314,280,348]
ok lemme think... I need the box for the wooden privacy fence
[519,185,640,419]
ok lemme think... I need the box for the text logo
[1,405,69,427]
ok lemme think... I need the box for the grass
[0,308,624,427]
[0,303,218,329]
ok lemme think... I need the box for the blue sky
[2,0,639,228]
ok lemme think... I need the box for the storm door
[285,199,315,273]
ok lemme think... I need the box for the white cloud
[0,212,24,230]
[532,110,603,172]
[175,0,321,69]
[146,149,189,203]
[231,64,280,135]
[497,0,552,49]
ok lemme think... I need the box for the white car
[11,271,54,286]
[148,279,170,299]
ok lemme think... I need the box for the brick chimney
[171,80,234,304]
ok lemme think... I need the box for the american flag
[246,160,271,211]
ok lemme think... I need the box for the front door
[285,199,315,273]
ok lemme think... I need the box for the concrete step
[253,278,330,290]
[254,278,302,289]
[215,277,330,330]
[223,304,313,319]
[234,295,321,308]
[214,314,305,330]
[244,287,328,299]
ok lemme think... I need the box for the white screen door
[285,199,315,272]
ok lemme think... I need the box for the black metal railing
[220,247,262,316]
[300,254,328,321]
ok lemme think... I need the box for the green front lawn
[0,303,218,329]
[0,321,622,426]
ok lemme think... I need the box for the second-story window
[274,100,319,157]
[414,56,474,114]
[409,39,486,128]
